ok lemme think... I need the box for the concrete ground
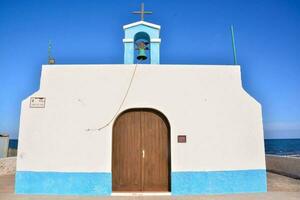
[0,173,300,200]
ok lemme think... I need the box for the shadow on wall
[0,136,17,158]
[8,139,18,157]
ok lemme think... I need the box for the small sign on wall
[30,97,46,108]
[177,135,187,143]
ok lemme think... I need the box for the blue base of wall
[15,171,111,195]
[171,170,267,195]
[15,169,266,195]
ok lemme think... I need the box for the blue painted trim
[15,171,112,195]
[150,42,160,64]
[171,169,267,195]
[15,169,266,195]
[124,42,134,64]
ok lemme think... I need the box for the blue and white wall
[16,65,266,195]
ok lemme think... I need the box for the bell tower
[123,4,161,64]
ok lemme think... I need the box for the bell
[137,48,147,60]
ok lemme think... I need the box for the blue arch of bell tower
[123,21,161,64]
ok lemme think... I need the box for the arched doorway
[112,108,171,192]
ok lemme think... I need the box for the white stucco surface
[17,64,266,173]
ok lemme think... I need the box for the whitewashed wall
[17,65,265,173]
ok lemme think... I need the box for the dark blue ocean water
[9,139,18,149]
[9,139,300,156]
[264,139,300,156]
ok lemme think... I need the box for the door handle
[142,150,145,158]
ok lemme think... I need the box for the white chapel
[16,4,266,196]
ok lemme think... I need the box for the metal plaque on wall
[177,135,187,143]
[30,97,46,108]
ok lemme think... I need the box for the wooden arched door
[112,109,170,192]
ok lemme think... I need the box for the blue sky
[0,0,300,139]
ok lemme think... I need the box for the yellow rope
[86,61,140,132]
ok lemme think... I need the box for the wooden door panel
[112,111,142,191]
[141,111,169,191]
[112,109,170,192]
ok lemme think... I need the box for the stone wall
[0,157,16,175]
[8,148,17,157]
[266,155,300,179]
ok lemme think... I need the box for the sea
[264,138,300,157]
[8,138,300,157]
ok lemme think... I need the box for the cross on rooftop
[132,3,152,21]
